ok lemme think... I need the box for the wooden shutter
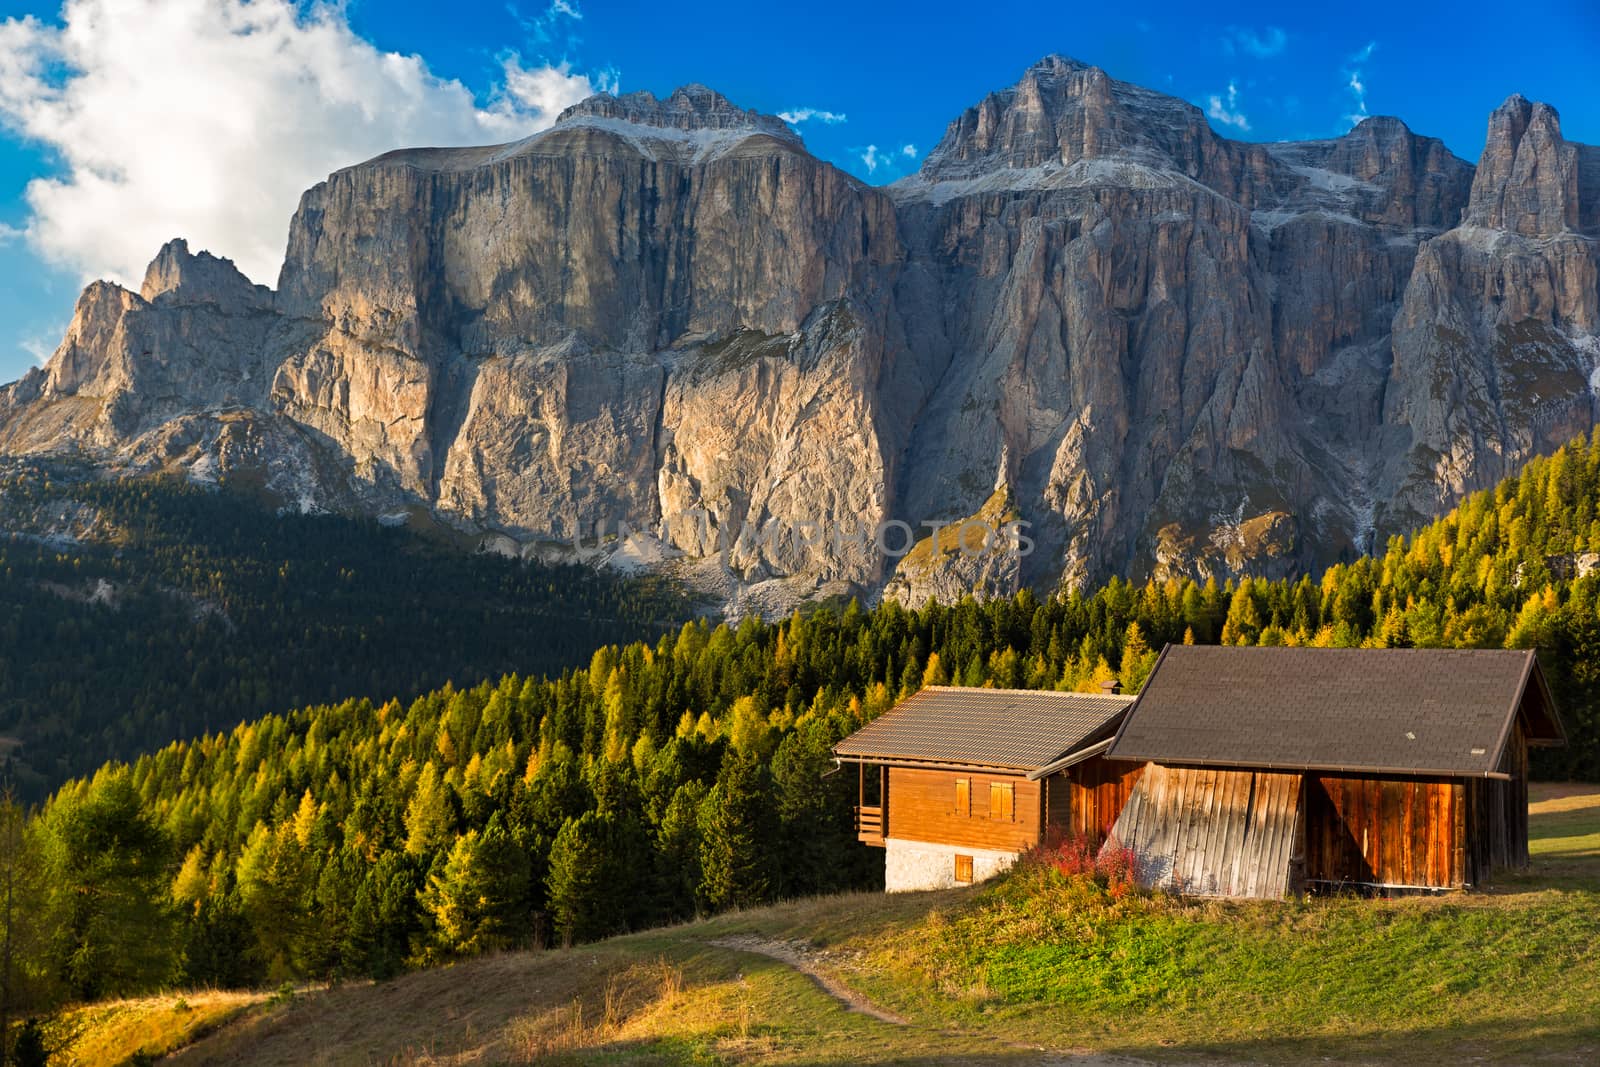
[954,854,974,884]
[955,778,971,816]
[990,781,1014,821]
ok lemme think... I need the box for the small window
[954,777,971,816]
[990,781,1014,821]
[954,854,974,884]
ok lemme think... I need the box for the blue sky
[0,0,1597,383]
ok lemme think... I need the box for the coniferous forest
[7,429,1600,1024]
[0,462,691,794]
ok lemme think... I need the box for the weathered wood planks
[1104,763,1303,899]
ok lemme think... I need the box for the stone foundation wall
[883,838,1020,893]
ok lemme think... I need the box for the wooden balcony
[855,804,884,847]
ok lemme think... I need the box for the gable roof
[1108,645,1566,778]
[832,686,1134,775]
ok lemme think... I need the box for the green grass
[53,787,1600,1066]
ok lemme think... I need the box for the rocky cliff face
[4,60,1598,611]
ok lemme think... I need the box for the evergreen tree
[179,891,263,989]
[40,771,175,999]
[653,781,708,920]
[697,752,778,910]
[346,853,422,980]
[0,789,57,1061]
[546,811,629,946]
[421,817,531,955]
[771,717,864,896]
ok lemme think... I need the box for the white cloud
[19,323,64,365]
[0,221,24,243]
[511,0,584,46]
[1343,42,1377,128]
[0,0,613,290]
[1227,27,1287,58]
[855,143,918,175]
[777,107,847,125]
[1206,81,1250,131]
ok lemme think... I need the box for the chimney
[1100,678,1122,695]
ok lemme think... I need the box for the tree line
[7,427,1600,1049]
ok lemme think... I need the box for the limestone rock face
[4,62,1600,610]
[0,240,283,458]
[1380,95,1600,533]
[886,58,1480,582]
[1467,96,1581,236]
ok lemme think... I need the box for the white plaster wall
[883,838,1020,893]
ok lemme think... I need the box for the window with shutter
[954,854,974,884]
[955,777,970,816]
[990,781,1014,821]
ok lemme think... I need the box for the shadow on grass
[1108,1014,1600,1065]
[567,1014,1600,1066]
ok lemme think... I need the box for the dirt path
[708,935,910,1024]
[707,936,1162,1066]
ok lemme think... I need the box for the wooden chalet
[1104,645,1566,898]
[833,685,1141,892]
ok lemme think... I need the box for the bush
[1019,831,1139,897]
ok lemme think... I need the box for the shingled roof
[833,686,1135,775]
[1108,646,1565,778]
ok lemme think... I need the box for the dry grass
[49,990,265,1066]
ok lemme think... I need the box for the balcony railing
[855,804,884,846]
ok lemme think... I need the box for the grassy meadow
[43,784,1600,1066]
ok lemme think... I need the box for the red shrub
[1023,828,1139,891]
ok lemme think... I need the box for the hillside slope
[48,786,1600,1066]
[16,427,1600,1035]
[0,460,691,793]
[2,58,1598,603]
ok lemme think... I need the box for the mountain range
[3,55,1597,611]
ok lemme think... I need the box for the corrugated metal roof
[833,686,1134,771]
[1109,645,1565,777]
[1106,764,1302,899]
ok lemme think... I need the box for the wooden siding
[1304,775,1469,888]
[1491,720,1530,868]
[1461,723,1531,880]
[1043,756,1144,842]
[1107,763,1303,899]
[885,767,1041,852]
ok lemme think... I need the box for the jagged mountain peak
[4,62,1600,614]
[553,83,799,142]
[912,54,1218,186]
[1468,91,1589,236]
[1017,53,1099,79]
[140,238,272,307]
[343,83,802,178]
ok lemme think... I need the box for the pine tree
[421,817,531,955]
[653,781,708,921]
[0,789,57,1059]
[697,752,777,910]
[771,717,863,896]
[40,771,176,999]
[346,853,422,979]
[546,812,627,945]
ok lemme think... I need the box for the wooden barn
[832,685,1141,892]
[1103,646,1566,897]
